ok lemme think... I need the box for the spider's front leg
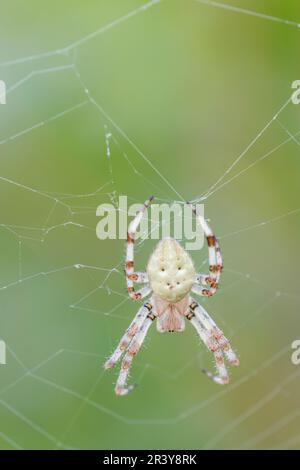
[186,299,239,385]
[125,196,154,300]
[188,203,222,298]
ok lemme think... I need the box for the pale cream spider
[104,197,239,396]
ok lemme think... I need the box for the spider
[104,196,239,395]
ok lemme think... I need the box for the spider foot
[115,383,137,396]
[221,344,240,366]
[144,195,154,207]
[103,359,115,370]
[202,368,229,385]
[230,358,240,366]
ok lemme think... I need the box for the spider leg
[188,202,222,297]
[186,300,239,385]
[104,302,153,370]
[192,272,219,296]
[125,196,154,300]
[188,314,229,385]
[190,300,239,366]
[129,272,149,283]
[194,273,211,286]
[115,310,157,396]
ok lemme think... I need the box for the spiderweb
[0,0,300,450]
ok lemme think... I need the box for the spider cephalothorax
[104,197,239,396]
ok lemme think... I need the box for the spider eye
[161,268,165,272]
[178,267,182,270]
[177,282,180,285]
[167,282,170,286]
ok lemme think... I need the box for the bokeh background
[0,0,300,450]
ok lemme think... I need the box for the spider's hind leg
[104,302,152,370]
[191,301,239,367]
[115,312,157,396]
[186,300,239,385]
[195,324,230,385]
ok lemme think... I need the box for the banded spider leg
[125,196,154,300]
[188,202,223,298]
[186,300,239,384]
[104,302,156,395]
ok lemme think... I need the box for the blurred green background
[0,0,300,450]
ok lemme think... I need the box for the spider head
[147,238,195,303]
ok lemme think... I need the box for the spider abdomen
[147,238,195,303]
